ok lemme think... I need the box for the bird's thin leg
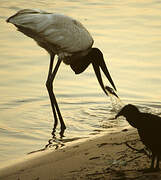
[150,154,155,169]
[46,55,58,134]
[46,56,66,137]
[156,156,160,170]
[140,154,156,173]
[50,58,66,135]
[47,55,54,83]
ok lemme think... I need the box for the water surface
[0,0,161,166]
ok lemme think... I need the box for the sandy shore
[0,128,161,180]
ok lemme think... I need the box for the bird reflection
[45,133,65,150]
[52,124,65,139]
[28,133,64,154]
[28,126,85,154]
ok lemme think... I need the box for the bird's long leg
[50,58,66,132]
[46,55,58,133]
[46,55,66,137]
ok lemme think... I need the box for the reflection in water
[28,127,87,154]
[28,134,65,154]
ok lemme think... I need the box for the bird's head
[115,104,140,128]
[115,104,139,118]
[70,47,117,98]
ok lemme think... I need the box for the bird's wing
[139,113,161,129]
[7,9,94,54]
[138,113,161,150]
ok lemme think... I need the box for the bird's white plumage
[8,9,94,62]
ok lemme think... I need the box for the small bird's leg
[46,55,66,137]
[150,154,155,170]
[140,154,156,173]
[156,156,160,170]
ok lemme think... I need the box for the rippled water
[0,0,161,166]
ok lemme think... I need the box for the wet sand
[0,128,161,180]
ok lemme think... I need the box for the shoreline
[0,128,161,180]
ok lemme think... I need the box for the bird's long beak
[99,57,116,91]
[92,58,117,97]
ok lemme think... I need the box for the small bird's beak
[92,58,117,97]
[115,111,122,119]
[115,113,120,119]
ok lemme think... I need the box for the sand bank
[0,128,161,180]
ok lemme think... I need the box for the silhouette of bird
[115,104,161,171]
[6,9,117,136]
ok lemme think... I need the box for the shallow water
[0,0,161,166]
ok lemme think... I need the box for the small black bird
[115,104,161,171]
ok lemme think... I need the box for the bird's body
[137,113,161,160]
[7,9,117,136]
[7,9,93,64]
[116,104,161,171]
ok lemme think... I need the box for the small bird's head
[115,104,139,118]
[115,104,140,128]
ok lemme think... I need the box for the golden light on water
[0,0,161,165]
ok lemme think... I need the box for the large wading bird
[116,104,161,172]
[7,9,117,136]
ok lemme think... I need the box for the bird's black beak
[99,57,116,92]
[115,111,121,119]
[115,106,125,119]
[92,55,117,97]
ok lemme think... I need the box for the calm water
[0,0,161,166]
